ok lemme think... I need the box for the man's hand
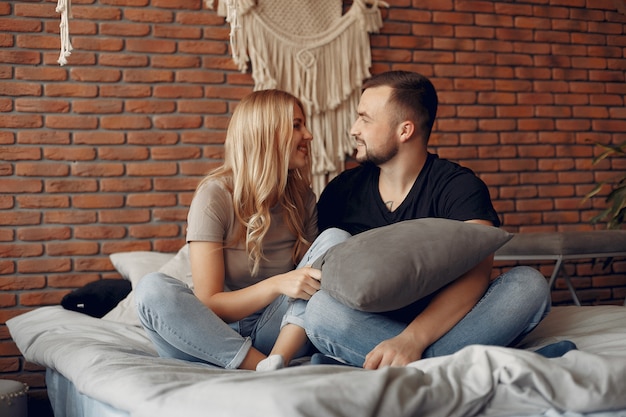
[363,332,426,369]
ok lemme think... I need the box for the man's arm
[363,219,494,369]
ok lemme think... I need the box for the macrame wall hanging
[205,0,387,194]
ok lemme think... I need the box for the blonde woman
[135,90,349,371]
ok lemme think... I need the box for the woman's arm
[190,241,322,323]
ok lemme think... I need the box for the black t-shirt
[318,153,501,235]
[317,153,501,322]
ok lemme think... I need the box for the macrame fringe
[56,0,73,66]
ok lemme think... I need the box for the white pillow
[109,251,174,286]
[103,245,191,327]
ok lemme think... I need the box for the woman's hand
[271,266,322,300]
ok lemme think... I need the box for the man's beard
[356,141,399,166]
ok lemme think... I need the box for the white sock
[256,354,285,371]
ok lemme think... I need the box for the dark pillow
[61,279,132,318]
[312,218,513,312]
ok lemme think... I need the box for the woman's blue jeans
[134,228,351,369]
[303,265,551,366]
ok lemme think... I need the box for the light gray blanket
[8,305,626,417]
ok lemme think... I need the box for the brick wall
[1,0,625,408]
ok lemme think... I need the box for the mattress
[7,305,626,417]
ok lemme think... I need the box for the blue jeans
[134,228,351,369]
[303,265,551,366]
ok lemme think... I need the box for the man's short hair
[362,71,438,142]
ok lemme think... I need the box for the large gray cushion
[313,218,513,312]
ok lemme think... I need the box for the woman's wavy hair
[196,89,313,276]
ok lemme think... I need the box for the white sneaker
[256,354,285,371]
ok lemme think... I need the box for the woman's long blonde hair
[196,89,313,276]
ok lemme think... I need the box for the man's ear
[398,121,415,142]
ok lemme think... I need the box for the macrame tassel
[206,0,256,72]
[354,0,389,33]
[56,0,73,66]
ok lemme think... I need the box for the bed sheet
[7,305,626,417]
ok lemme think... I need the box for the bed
[7,247,626,417]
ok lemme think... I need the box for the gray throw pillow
[312,218,513,312]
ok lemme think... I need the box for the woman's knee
[317,227,351,242]
[135,272,181,307]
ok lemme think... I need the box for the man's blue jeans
[303,265,551,366]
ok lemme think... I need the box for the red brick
[44,210,97,225]
[47,273,101,288]
[154,177,200,191]
[122,69,174,83]
[70,68,122,83]
[20,290,68,306]
[152,0,200,9]
[154,85,203,99]
[0,114,43,128]
[99,178,152,192]
[45,179,98,193]
[73,131,125,145]
[75,257,113,272]
[126,193,177,207]
[98,147,149,161]
[14,67,67,81]
[43,147,96,161]
[0,50,40,65]
[125,100,176,114]
[17,227,71,242]
[14,99,70,113]
[178,40,229,55]
[15,195,70,209]
[181,131,225,145]
[154,24,202,39]
[44,84,98,98]
[129,224,180,239]
[0,244,44,258]
[126,38,177,54]
[73,225,126,240]
[0,179,43,193]
[154,208,189,222]
[126,162,178,176]
[101,241,152,254]
[124,8,173,23]
[100,115,152,129]
[45,115,98,130]
[99,208,151,223]
[73,194,124,209]
[100,22,151,37]
[17,131,70,145]
[100,84,152,98]
[127,131,177,146]
[100,53,149,67]
[15,162,69,177]
[17,258,70,274]
[153,115,203,129]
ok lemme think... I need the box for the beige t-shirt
[186,179,318,291]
